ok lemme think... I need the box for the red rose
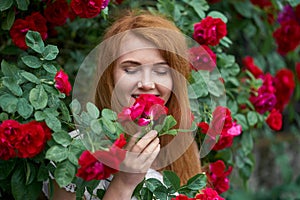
[70,0,103,18]
[208,160,232,194]
[0,119,21,144]
[189,45,216,71]
[118,94,168,126]
[171,194,195,200]
[295,63,300,81]
[242,56,263,78]
[44,0,69,26]
[0,141,16,160]
[195,188,224,200]
[202,106,242,151]
[273,20,300,55]
[193,16,227,46]
[266,109,282,131]
[274,68,295,111]
[15,121,51,158]
[54,69,72,96]
[10,12,47,50]
[76,134,126,181]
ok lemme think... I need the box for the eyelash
[124,68,138,74]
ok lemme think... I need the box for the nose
[138,69,155,90]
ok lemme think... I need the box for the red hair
[94,10,201,184]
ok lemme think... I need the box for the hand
[117,130,160,186]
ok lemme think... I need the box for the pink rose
[193,16,227,46]
[54,69,72,96]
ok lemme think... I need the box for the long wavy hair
[94,10,201,184]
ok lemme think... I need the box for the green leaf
[17,98,33,119]
[0,112,9,121]
[43,63,57,74]
[21,71,41,84]
[37,163,49,182]
[91,119,103,134]
[159,129,177,136]
[60,101,71,122]
[0,0,13,11]
[145,178,165,192]
[234,114,249,131]
[207,11,228,23]
[42,45,59,60]
[1,60,18,76]
[52,131,72,146]
[153,186,168,200]
[247,111,258,126]
[54,161,76,187]
[25,31,45,53]
[11,167,42,200]
[0,93,18,113]
[161,115,177,132]
[34,111,47,121]
[70,99,81,115]
[208,80,222,97]
[46,145,68,162]
[102,118,116,134]
[0,159,16,179]
[87,102,100,119]
[1,8,15,30]
[142,188,153,200]
[45,116,62,132]
[241,131,253,155]
[186,173,207,190]
[183,0,209,19]
[21,55,42,69]
[3,77,23,96]
[29,85,48,110]
[163,171,180,191]
[15,0,29,10]
[102,108,117,120]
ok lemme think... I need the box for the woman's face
[113,34,173,107]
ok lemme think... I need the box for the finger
[131,130,158,153]
[125,131,143,150]
[140,144,161,172]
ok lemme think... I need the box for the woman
[53,10,202,199]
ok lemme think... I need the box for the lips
[131,94,160,99]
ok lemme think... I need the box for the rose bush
[0,0,300,199]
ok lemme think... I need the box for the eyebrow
[120,60,169,66]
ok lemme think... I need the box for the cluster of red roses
[190,16,226,71]
[118,94,168,126]
[9,0,111,50]
[0,119,51,160]
[197,106,242,194]
[249,0,300,55]
[76,134,126,181]
[243,56,295,131]
[172,188,224,200]
[273,4,300,55]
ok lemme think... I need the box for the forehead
[118,33,165,63]
[119,33,158,55]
